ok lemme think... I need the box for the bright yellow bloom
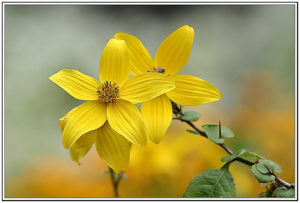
[50,38,175,173]
[115,25,222,144]
[59,108,130,174]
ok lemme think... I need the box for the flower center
[153,66,165,73]
[97,81,120,104]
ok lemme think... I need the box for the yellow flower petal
[119,72,175,104]
[95,123,130,174]
[70,130,97,165]
[154,25,194,75]
[62,100,107,148]
[107,99,147,147]
[167,75,222,106]
[99,38,130,87]
[114,32,154,75]
[58,107,96,164]
[141,95,172,144]
[59,107,79,132]
[49,69,100,100]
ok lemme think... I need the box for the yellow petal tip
[71,154,81,165]
[215,89,223,100]
[63,142,70,149]
[71,154,82,165]
[109,37,125,44]
[175,25,193,32]
[154,25,194,75]
[114,32,124,38]
[182,24,192,28]
[184,25,194,31]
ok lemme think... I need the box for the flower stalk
[108,167,123,197]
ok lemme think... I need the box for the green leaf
[207,135,224,144]
[183,168,235,197]
[272,187,295,198]
[202,124,235,144]
[180,111,201,122]
[202,124,224,144]
[258,191,268,197]
[186,129,199,135]
[251,164,275,183]
[240,151,263,159]
[221,149,246,162]
[258,189,273,197]
[221,149,263,163]
[220,126,235,138]
[220,157,231,163]
[256,159,282,174]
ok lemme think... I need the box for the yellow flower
[49,38,175,173]
[115,25,222,144]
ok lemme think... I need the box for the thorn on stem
[264,164,273,175]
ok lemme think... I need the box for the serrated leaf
[251,164,275,183]
[183,168,235,197]
[186,129,199,135]
[179,111,201,122]
[221,149,246,162]
[272,187,295,198]
[256,159,282,174]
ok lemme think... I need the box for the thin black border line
[1,2,298,7]
[0,1,299,4]
[1,1,298,201]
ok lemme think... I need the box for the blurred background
[4,4,295,198]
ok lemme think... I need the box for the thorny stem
[275,176,293,189]
[174,117,293,189]
[264,164,293,189]
[108,167,123,197]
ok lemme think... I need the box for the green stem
[108,167,122,197]
[176,118,293,189]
